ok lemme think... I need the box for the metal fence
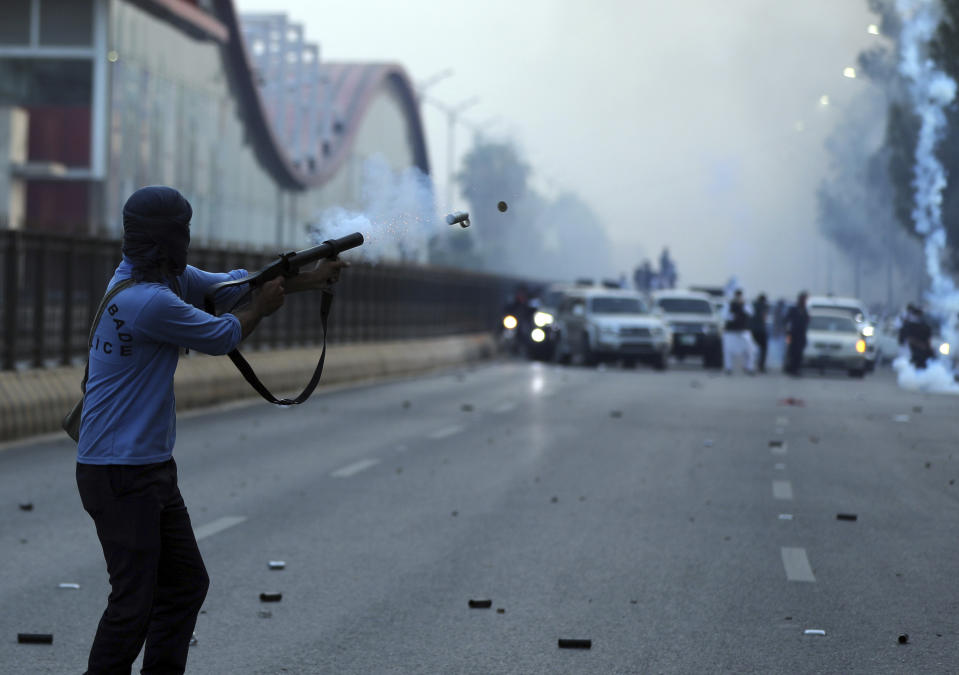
[0,230,518,370]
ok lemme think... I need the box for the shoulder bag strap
[80,278,137,394]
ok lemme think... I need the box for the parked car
[805,295,879,370]
[650,289,723,368]
[804,310,870,377]
[553,288,671,369]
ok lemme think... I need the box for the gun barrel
[203,231,364,314]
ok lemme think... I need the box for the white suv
[650,289,723,368]
[805,295,878,370]
[553,288,671,369]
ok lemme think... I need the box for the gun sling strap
[225,289,334,405]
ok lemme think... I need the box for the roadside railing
[0,230,518,370]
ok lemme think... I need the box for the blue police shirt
[77,259,248,465]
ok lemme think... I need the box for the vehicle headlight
[530,328,546,343]
[862,325,875,337]
[503,315,517,330]
[533,311,554,327]
[856,339,867,354]
[940,342,951,356]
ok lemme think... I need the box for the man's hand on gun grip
[288,258,349,293]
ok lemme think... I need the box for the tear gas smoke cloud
[894,0,959,392]
[310,155,439,263]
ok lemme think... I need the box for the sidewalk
[0,334,495,443]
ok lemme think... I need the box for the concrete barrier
[0,333,495,443]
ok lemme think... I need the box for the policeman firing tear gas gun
[69,185,355,674]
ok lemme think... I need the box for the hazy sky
[235,0,883,297]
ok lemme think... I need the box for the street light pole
[429,96,479,211]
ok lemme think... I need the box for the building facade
[0,0,429,250]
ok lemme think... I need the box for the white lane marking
[775,427,786,435]
[194,516,247,541]
[774,463,786,471]
[428,425,464,440]
[776,417,789,426]
[331,459,380,478]
[491,402,517,414]
[773,480,794,500]
[771,442,788,456]
[781,547,816,582]
[778,513,793,520]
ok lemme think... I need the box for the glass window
[809,315,858,333]
[40,0,93,46]
[0,58,92,105]
[591,296,645,314]
[0,0,31,45]
[657,298,713,314]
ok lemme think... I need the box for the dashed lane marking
[773,480,794,500]
[194,516,247,541]
[428,425,464,440]
[491,402,517,414]
[770,442,788,456]
[781,547,816,582]
[331,458,380,478]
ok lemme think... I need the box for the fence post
[31,236,47,367]
[61,243,74,365]
[3,231,21,370]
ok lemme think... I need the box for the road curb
[0,334,495,443]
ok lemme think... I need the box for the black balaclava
[121,186,192,282]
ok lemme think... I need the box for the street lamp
[415,68,453,102]
[425,95,480,211]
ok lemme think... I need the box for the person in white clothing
[721,289,758,374]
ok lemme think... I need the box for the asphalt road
[2,360,958,674]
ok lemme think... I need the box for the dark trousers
[751,329,768,372]
[785,335,806,374]
[77,459,209,675]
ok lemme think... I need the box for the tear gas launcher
[202,232,365,407]
[202,232,364,313]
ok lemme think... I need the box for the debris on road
[803,629,826,636]
[18,503,33,511]
[402,400,411,409]
[769,440,784,448]
[57,583,80,589]
[778,397,805,407]
[190,632,197,646]
[703,439,714,447]
[259,592,282,602]
[461,403,474,412]
[925,462,932,469]
[551,496,559,503]
[496,608,506,614]
[609,410,623,418]
[778,514,793,521]
[836,513,858,522]
[913,406,923,414]
[468,599,492,609]
[893,414,910,423]
[17,633,53,644]
[558,638,592,649]
[268,561,285,570]
[258,610,272,619]
[898,633,909,644]
[809,435,820,444]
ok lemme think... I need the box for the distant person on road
[899,304,934,369]
[722,288,757,374]
[784,291,810,376]
[75,186,347,675]
[751,293,770,373]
